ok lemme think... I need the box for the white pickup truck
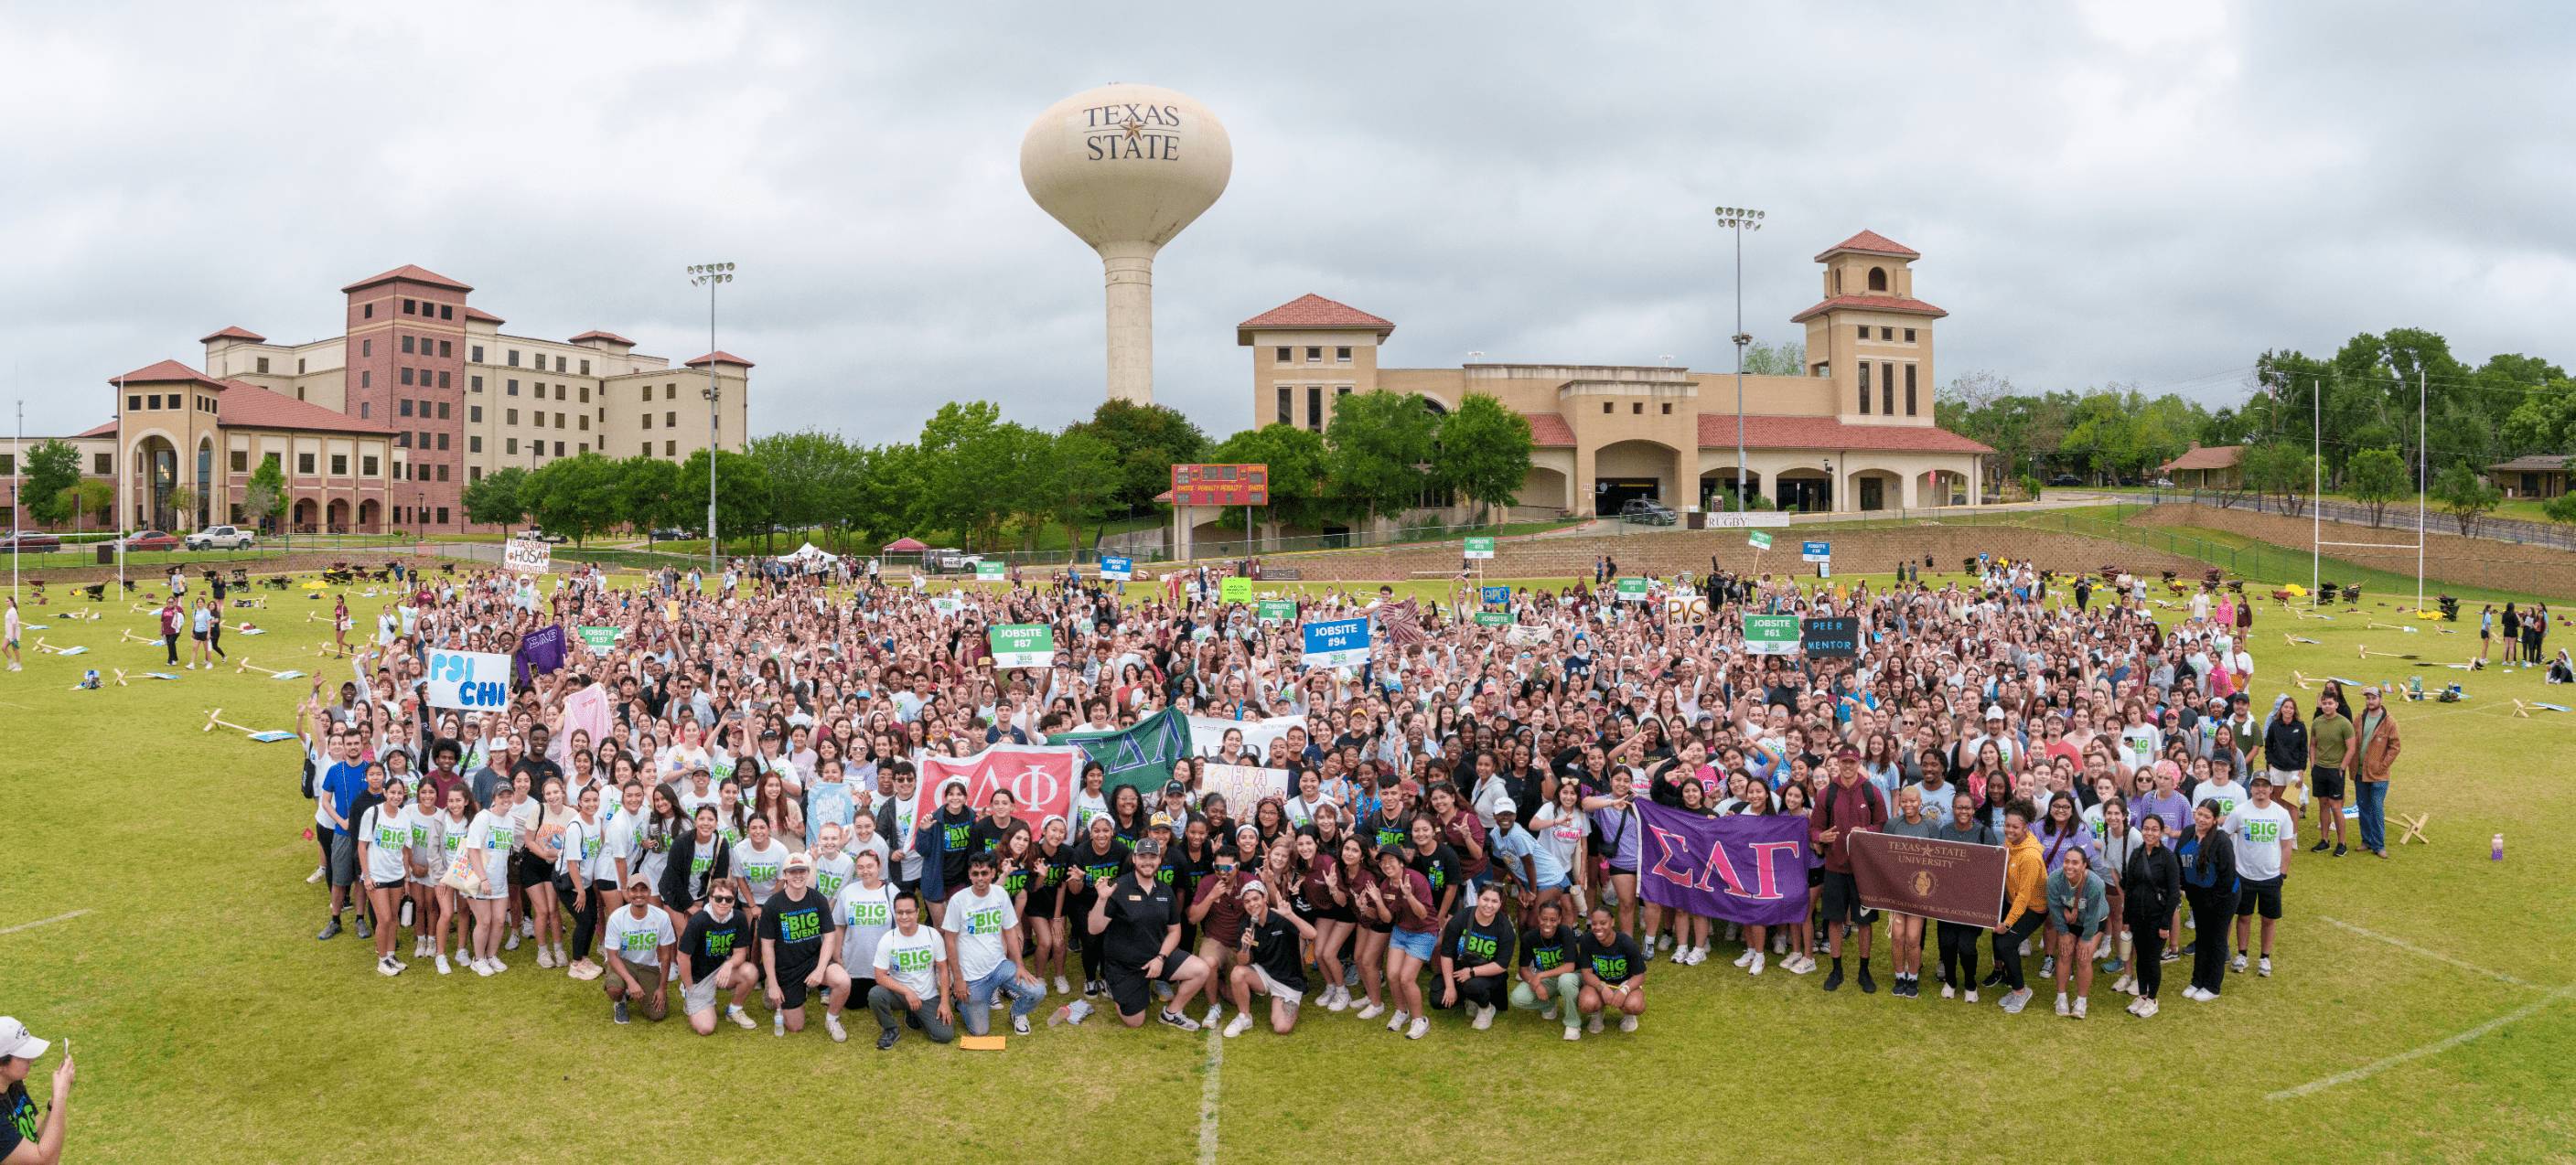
[185,525,258,550]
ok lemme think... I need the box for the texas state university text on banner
[1634,801,1811,926]
[1847,829,2007,927]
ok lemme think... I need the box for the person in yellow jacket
[1988,801,2047,1014]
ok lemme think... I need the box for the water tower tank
[1021,83,1232,406]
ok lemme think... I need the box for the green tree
[2344,447,2409,527]
[849,443,924,546]
[164,486,197,530]
[678,448,775,550]
[1040,428,1124,551]
[521,454,623,545]
[59,480,113,530]
[2240,442,2316,517]
[2546,485,2576,527]
[746,430,862,545]
[461,465,529,529]
[1208,423,1332,533]
[1739,337,1806,376]
[1066,399,1209,514]
[21,439,79,528]
[614,456,684,540]
[1433,393,1535,524]
[2431,460,2503,538]
[1326,391,1439,528]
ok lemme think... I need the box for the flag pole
[2309,377,2319,609]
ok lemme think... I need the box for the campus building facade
[1239,230,1991,517]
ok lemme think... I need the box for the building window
[437,371,450,390]
[400,400,413,417]
[578,385,590,403]
[1880,326,1893,340]
[639,385,651,402]
[297,358,306,373]
[1276,387,1293,424]
[395,433,408,448]
[578,415,588,432]
[360,371,371,389]
[330,454,348,476]
[1868,267,1888,292]
[435,401,449,420]
[1661,402,1672,414]
[665,441,676,456]
[400,367,414,386]
[1603,402,1613,415]
[1905,364,1918,415]
[436,433,449,451]
[127,394,140,411]
[362,304,373,318]
[553,384,565,401]
[469,435,482,453]
[435,464,448,482]
[506,438,518,454]
[361,454,379,476]
[1336,347,1352,363]
[1903,328,1916,343]
[470,375,483,393]
[361,338,372,357]
[665,411,676,428]
[359,402,370,418]
[666,383,677,400]
[94,453,113,475]
[436,507,447,525]
[440,305,452,321]
[553,441,564,456]
[1856,325,1867,344]
[401,336,414,355]
[471,346,484,363]
[506,409,519,425]
[468,467,481,482]
[643,413,654,430]
[1305,347,1322,363]
[231,450,247,472]
[1858,363,1872,413]
[1274,347,1290,365]
[642,443,652,456]
[1307,386,1325,430]
[255,357,270,374]
[506,350,520,367]
[1631,402,1643,415]
[507,379,520,396]
[146,393,162,410]
[1882,362,1894,415]
[468,405,482,422]
[579,360,590,376]
[297,453,316,474]
[552,356,564,373]
[438,340,452,358]
[402,298,416,315]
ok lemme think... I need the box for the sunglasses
[710,895,736,904]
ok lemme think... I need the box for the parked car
[926,547,984,572]
[185,525,257,550]
[114,529,180,551]
[648,527,690,541]
[1619,498,1678,526]
[0,532,62,552]
[2151,476,2174,488]
[517,529,569,544]
[2049,473,2082,486]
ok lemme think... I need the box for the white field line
[2321,915,2536,989]
[0,910,90,935]
[2266,983,2576,1101]
[1198,1028,1223,1165]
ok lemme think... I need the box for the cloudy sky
[5,2,2571,441]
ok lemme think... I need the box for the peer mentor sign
[425,649,513,710]
[1301,617,1370,668]
[1800,616,1860,657]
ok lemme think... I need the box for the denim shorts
[1390,927,1436,960]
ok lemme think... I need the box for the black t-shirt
[968,815,1019,856]
[932,807,977,887]
[1072,839,1129,900]
[1168,844,1214,907]
[679,909,751,978]
[1240,908,1306,991]
[1359,811,1410,853]
[1519,924,1578,975]
[1406,844,1463,913]
[1101,871,1175,968]
[1576,930,1645,985]
[1440,910,1518,972]
[511,757,564,794]
[758,886,836,971]
[2,1084,36,1160]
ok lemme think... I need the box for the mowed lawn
[2,569,2572,1163]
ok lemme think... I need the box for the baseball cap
[2363,685,2381,697]
[1134,839,1165,858]
[1836,746,1861,761]
[2249,772,2274,786]
[783,850,814,872]
[1162,780,1188,798]
[0,1018,48,1061]
[1240,881,1270,901]
[1493,803,1519,818]
[1984,705,2005,721]
[625,872,654,890]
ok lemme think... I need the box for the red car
[116,529,180,551]
[0,532,60,551]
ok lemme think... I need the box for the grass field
[4,566,2572,1162]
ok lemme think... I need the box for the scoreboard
[1170,463,1269,507]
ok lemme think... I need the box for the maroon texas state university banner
[1848,830,2007,927]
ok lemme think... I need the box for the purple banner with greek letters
[1635,801,1812,926]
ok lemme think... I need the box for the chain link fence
[2130,488,2576,552]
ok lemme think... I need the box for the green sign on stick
[1464,536,1496,561]
[1744,614,1801,655]
[988,624,1056,668]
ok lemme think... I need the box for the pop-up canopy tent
[882,538,928,552]
[779,541,840,563]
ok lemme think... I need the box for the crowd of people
[293,550,2407,1047]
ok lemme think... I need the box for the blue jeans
[961,962,1045,1035]
[2356,780,2388,851]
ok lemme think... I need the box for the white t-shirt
[2194,779,2249,822]
[2226,801,2296,882]
[602,906,677,968]
[732,839,789,903]
[1530,802,1591,880]
[836,881,896,973]
[810,851,856,900]
[463,809,516,884]
[871,923,943,999]
[358,805,413,883]
[939,883,1019,982]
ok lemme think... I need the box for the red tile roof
[1236,294,1396,343]
[1525,411,1576,447]
[1692,413,1992,454]
[340,264,474,294]
[2160,444,2242,472]
[685,351,755,369]
[199,326,267,344]
[75,419,116,438]
[109,359,228,390]
[1813,230,1920,262]
[569,330,635,346]
[463,306,505,324]
[1787,294,1948,323]
[212,379,395,434]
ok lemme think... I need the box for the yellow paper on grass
[958,1035,1006,1051]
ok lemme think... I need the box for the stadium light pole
[1713,207,1763,511]
[687,262,734,576]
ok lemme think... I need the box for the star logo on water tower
[1121,116,1143,140]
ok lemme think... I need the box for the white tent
[779,541,840,563]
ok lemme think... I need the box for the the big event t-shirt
[836,882,897,973]
[602,906,677,968]
[679,909,751,978]
[932,807,977,888]
[940,883,1020,981]
[1519,924,1578,976]
[1575,930,1645,986]
[871,924,943,999]
[758,887,837,971]
[2225,801,2297,882]
[1440,910,1518,972]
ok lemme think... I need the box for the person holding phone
[0,1019,74,1165]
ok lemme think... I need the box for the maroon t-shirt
[1811,777,1886,873]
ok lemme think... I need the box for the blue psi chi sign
[430,650,510,709]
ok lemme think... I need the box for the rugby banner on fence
[1634,800,1812,926]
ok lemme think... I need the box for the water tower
[1021,82,1232,406]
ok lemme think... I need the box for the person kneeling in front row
[1222,882,1315,1037]
[1573,904,1646,1034]
[867,896,954,1049]
[601,875,676,1024]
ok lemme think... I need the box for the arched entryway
[292,497,319,531]
[1592,439,1678,515]
[1847,468,1903,512]
[1919,469,1969,508]
[1774,466,1830,513]
[1700,466,1763,511]
[356,499,381,531]
[1517,465,1571,516]
[326,498,351,534]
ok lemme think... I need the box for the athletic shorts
[607,963,664,1000]
[2234,876,2284,920]
[1806,866,1824,888]
[1251,966,1304,1008]
[370,877,405,891]
[682,974,719,1016]
[2310,766,2346,801]
[1819,871,1873,925]
[773,960,821,1009]
[327,831,360,887]
[190,630,208,642]
[1105,957,1188,1018]
[1390,926,1436,961]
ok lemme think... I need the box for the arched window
[1867,267,1888,293]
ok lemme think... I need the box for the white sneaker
[377,957,401,977]
[536,946,556,969]
[1355,1002,1384,1021]
[1940,984,1955,999]
[1618,1014,1638,1033]
[1733,947,1755,967]
[473,958,495,978]
[2073,997,2088,1020]
[2258,956,2273,978]
[505,932,521,952]
[728,1006,756,1030]
[521,917,536,939]
[1326,987,1351,1013]
[307,864,327,884]
[435,954,452,975]
[1963,989,1978,1003]
[2111,974,2133,994]
[1562,1025,1581,1041]
[1053,976,1071,995]
[488,957,506,974]
[1204,1004,1222,1029]
[2126,997,2146,1016]
[1471,1005,1494,1031]
[1386,1009,1409,1033]
[1772,934,1787,955]
[825,1014,848,1043]
[1747,951,1766,977]
[2230,953,2248,974]
[2139,998,2160,1018]
[2055,993,2070,1017]
[1406,1016,1429,1040]
[1586,1013,1604,1033]
[1540,1004,1558,1021]
[1223,1013,1253,1039]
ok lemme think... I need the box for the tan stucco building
[1239,230,1991,516]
